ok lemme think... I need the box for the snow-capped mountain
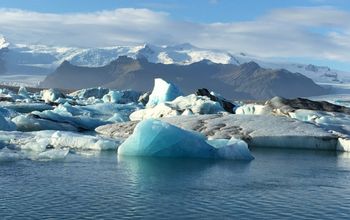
[0,36,9,50]
[0,35,349,85]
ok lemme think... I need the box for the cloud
[0,6,350,63]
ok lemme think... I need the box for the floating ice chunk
[130,103,179,121]
[30,102,141,130]
[146,78,183,107]
[207,138,254,160]
[0,148,25,162]
[0,107,17,118]
[0,113,16,131]
[130,94,224,120]
[0,102,53,113]
[118,119,215,158]
[103,91,124,103]
[0,88,12,95]
[32,108,107,130]
[36,149,69,161]
[171,94,224,114]
[69,87,109,99]
[0,129,121,162]
[12,114,78,132]
[235,104,266,115]
[41,88,65,103]
[118,119,253,160]
[0,130,121,153]
[289,109,350,136]
[103,90,142,104]
[107,113,129,123]
[18,86,30,98]
[0,147,69,162]
[50,131,119,151]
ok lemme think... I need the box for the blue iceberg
[146,78,183,107]
[118,119,254,160]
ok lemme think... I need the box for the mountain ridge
[0,37,348,84]
[40,57,328,100]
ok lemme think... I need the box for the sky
[1,0,350,71]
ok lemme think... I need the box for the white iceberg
[207,138,254,160]
[28,102,141,130]
[118,119,253,160]
[0,129,122,161]
[0,102,53,113]
[36,149,70,161]
[235,104,267,115]
[69,87,109,99]
[102,90,142,104]
[146,78,183,107]
[12,114,78,132]
[130,94,224,121]
[41,88,65,103]
[289,109,350,137]
[18,86,30,98]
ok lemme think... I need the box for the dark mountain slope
[40,57,328,100]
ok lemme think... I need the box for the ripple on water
[1,149,350,219]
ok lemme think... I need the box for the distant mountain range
[0,36,349,84]
[40,56,328,100]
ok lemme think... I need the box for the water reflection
[117,155,252,188]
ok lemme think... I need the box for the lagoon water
[1,148,350,219]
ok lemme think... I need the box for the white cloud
[1,7,350,62]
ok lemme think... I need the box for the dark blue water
[1,149,350,219]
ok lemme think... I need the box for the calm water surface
[1,148,350,219]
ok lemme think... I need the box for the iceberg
[207,138,254,160]
[130,94,224,121]
[289,109,350,137]
[146,78,183,107]
[235,104,266,115]
[36,149,69,161]
[69,87,109,99]
[0,112,16,131]
[18,86,30,98]
[99,114,340,151]
[0,102,53,113]
[0,129,122,161]
[102,90,142,104]
[118,119,253,160]
[12,114,78,132]
[41,88,65,103]
[28,102,142,130]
